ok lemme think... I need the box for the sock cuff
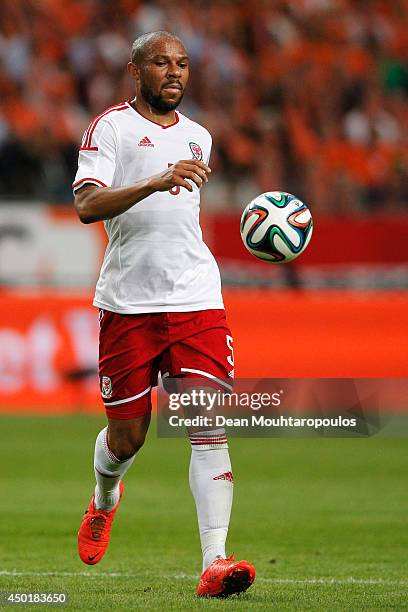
[189,428,228,450]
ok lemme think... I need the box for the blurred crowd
[0,0,407,212]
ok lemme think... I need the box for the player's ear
[127,62,139,80]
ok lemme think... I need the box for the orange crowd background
[0,0,408,211]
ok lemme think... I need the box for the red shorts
[98,309,234,419]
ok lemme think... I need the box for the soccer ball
[240,191,313,263]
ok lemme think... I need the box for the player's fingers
[181,170,203,188]
[187,166,208,182]
[173,168,201,187]
[178,164,208,183]
[180,179,194,192]
[178,159,211,174]
[173,175,193,192]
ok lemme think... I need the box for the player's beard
[141,82,183,112]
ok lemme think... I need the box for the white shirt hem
[93,299,225,314]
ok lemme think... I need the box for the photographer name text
[167,415,357,429]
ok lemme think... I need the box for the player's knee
[115,434,146,460]
[107,414,150,460]
[128,429,147,455]
[108,428,147,460]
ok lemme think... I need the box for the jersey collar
[126,100,179,129]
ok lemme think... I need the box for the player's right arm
[74,159,211,224]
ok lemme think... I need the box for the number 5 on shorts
[226,335,234,367]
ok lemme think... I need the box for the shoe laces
[211,554,235,569]
[89,513,108,541]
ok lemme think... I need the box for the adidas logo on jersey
[138,136,154,147]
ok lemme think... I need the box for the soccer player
[73,31,255,598]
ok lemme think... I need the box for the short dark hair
[131,31,185,65]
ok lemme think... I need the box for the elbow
[78,211,95,224]
[76,207,94,224]
[74,198,96,224]
[74,185,100,224]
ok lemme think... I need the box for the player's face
[132,39,189,113]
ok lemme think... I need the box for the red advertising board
[0,289,407,414]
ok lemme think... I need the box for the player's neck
[131,97,177,127]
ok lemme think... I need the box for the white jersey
[73,100,224,314]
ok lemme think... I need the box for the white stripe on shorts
[103,385,151,406]
[180,368,233,391]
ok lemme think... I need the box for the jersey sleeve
[72,119,117,193]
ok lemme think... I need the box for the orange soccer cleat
[77,481,124,565]
[197,555,256,597]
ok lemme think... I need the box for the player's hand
[150,159,211,193]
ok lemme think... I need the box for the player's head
[127,31,189,113]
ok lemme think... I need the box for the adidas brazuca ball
[240,191,313,263]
